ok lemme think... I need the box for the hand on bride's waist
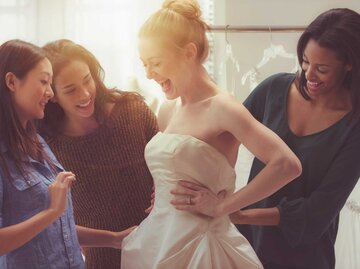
[170,180,227,218]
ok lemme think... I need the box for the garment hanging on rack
[219,42,240,75]
[241,42,298,91]
[256,43,298,71]
[219,42,240,94]
[218,26,241,95]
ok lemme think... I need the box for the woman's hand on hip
[170,180,226,218]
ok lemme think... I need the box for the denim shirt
[0,135,84,269]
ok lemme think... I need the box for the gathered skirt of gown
[121,132,263,269]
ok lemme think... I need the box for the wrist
[213,200,225,218]
[104,230,117,248]
[45,208,62,222]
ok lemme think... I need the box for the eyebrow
[302,55,330,67]
[62,72,91,89]
[141,56,161,62]
[40,71,52,77]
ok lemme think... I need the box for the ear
[184,42,198,60]
[5,72,18,92]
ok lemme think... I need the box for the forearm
[0,209,59,255]
[219,157,300,216]
[76,225,115,247]
[230,207,280,226]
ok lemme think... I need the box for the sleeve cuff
[277,197,307,247]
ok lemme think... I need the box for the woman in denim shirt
[0,40,134,269]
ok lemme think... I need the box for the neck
[62,115,99,136]
[179,65,218,105]
[309,87,352,111]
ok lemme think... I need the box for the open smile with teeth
[159,79,171,92]
[40,101,47,109]
[307,81,322,91]
[78,99,92,108]
[159,79,170,87]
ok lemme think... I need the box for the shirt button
[64,234,68,239]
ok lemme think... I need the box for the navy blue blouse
[237,73,360,269]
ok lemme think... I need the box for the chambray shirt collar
[0,135,63,170]
[0,138,35,162]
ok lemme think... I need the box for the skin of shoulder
[210,92,252,138]
[157,99,177,131]
[210,91,288,167]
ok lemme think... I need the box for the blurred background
[1,1,359,268]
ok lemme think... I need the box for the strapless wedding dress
[121,132,263,269]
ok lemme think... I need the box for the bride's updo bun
[162,0,202,21]
[139,0,209,63]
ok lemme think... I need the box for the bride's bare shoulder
[212,91,245,111]
[158,99,178,131]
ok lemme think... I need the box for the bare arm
[76,225,136,249]
[171,95,301,217]
[219,97,301,215]
[0,172,75,255]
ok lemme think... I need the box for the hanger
[219,25,240,75]
[241,26,298,90]
[218,25,241,94]
[256,26,297,69]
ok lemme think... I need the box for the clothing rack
[209,25,306,33]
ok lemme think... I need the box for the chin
[164,92,179,100]
[165,96,178,101]
[36,112,45,120]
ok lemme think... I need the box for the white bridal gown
[121,132,263,269]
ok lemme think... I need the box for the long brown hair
[41,39,125,136]
[0,40,51,179]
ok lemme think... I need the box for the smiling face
[139,36,188,100]
[52,60,96,122]
[302,39,351,98]
[8,58,53,127]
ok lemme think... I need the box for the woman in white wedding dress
[121,1,302,268]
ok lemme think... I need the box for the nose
[79,86,91,99]
[305,65,317,81]
[46,85,54,99]
[145,66,154,79]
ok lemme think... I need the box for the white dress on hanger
[241,43,298,91]
[121,132,263,269]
